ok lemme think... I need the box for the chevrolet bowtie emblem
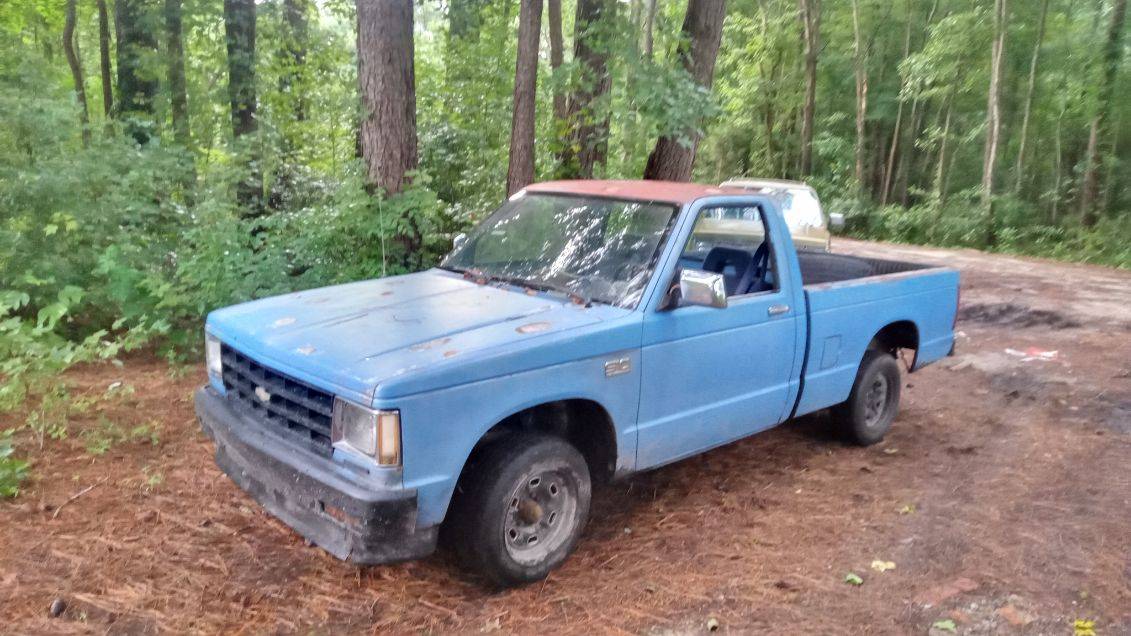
[254,386,272,403]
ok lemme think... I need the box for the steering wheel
[748,242,770,292]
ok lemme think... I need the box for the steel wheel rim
[863,374,889,427]
[502,468,578,565]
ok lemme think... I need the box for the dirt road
[2,240,1129,634]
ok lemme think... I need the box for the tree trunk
[281,0,309,123]
[562,0,614,178]
[883,0,938,205]
[114,0,159,143]
[224,0,257,140]
[643,0,727,181]
[1051,100,1065,223]
[643,0,658,60]
[1012,0,1049,194]
[63,0,91,147]
[797,0,820,177]
[268,0,309,210]
[980,0,1007,246]
[357,0,418,196]
[166,0,190,147]
[506,0,543,195]
[96,0,113,119]
[849,0,867,195]
[548,0,567,123]
[1079,0,1127,226]
[881,1,913,206]
[934,92,954,204]
[760,51,781,172]
[896,94,922,206]
[223,0,260,213]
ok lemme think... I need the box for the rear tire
[446,432,591,587]
[833,349,901,446]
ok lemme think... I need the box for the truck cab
[195,180,959,586]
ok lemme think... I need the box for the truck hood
[206,269,630,402]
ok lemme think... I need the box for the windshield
[780,188,824,232]
[442,193,678,308]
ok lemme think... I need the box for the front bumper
[194,386,437,565]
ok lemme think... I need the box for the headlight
[332,398,401,466]
[205,332,222,379]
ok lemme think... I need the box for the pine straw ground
[2,240,1130,634]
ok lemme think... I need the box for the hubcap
[863,374,889,427]
[503,469,577,565]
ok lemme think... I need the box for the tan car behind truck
[693,179,841,252]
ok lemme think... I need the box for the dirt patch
[2,241,1131,633]
[958,301,1081,329]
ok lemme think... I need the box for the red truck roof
[524,180,750,205]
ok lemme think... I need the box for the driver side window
[678,205,777,298]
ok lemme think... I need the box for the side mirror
[678,269,728,309]
[828,213,845,231]
[452,232,468,250]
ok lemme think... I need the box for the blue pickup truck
[195,180,959,586]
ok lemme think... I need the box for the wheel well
[870,320,919,357]
[463,400,617,485]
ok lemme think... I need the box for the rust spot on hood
[443,350,459,358]
[410,337,451,351]
[516,321,552,334]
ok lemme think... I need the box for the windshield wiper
[447,263,599,306]
[462,270,594,307]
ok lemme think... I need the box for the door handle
[767,304,790,316]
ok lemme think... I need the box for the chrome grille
[220,344,334,453]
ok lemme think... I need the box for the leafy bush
[0,431,29,498]
[82,416,161,456]
[0,287,166,445]
[839,193,1131,270]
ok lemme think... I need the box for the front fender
[380,349,642,528]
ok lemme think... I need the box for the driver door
[636,204,799,469]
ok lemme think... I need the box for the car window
[679,206,778,298]
[781,188,824,232]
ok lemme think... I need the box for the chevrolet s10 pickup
[195,180,960,586]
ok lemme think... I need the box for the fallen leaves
[931,619,956,632]
[1074,619,1097,636]
[914,577,979,607]
[844,573,863,586]
[870,560,896,573]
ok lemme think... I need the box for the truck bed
[797,251,930,286]
[791,251,959,418]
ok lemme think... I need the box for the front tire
[833,349,902,446]
[447,432,591,587]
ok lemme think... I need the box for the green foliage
[931,619,957,633]
[0,286,165,444]
[839,194,1131,269]
[0,430,30,498]
[82,416,161,456]
[141,463,165,492]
